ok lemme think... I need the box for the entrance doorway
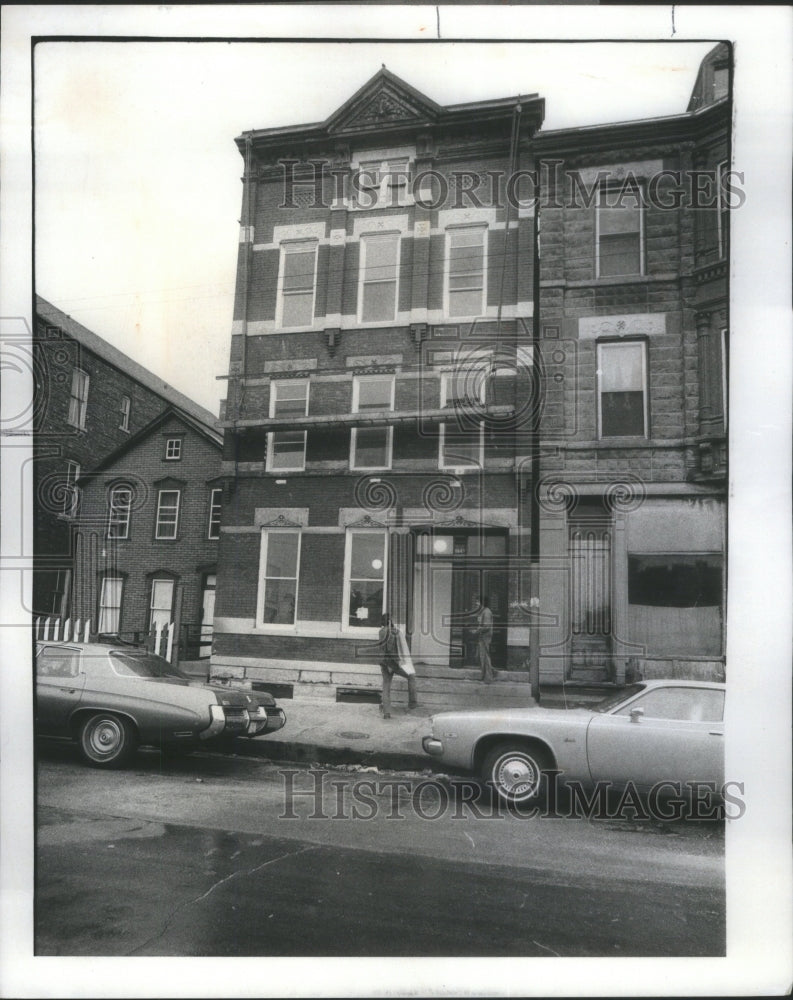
[410,530,507,669]
[199,573,216,659]
[569,503,612,680]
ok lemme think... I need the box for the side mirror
[629,707,645,724]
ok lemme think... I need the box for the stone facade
[215,54,730,692]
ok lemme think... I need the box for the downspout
[234,135,255,485]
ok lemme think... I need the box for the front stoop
[196,658,611,712]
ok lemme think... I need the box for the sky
[33,38,715,415]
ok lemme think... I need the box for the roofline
[534,99,729,153]
[77,405,221,482]
[35,296,219,424]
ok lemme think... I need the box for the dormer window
[352,149,414,209]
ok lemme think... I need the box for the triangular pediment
[326,68,440,134]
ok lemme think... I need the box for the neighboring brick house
[33,296,219,624]
[212,68,546,692]
[531,43,730,683]
[69,407,223,659]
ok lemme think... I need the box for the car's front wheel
[482,742,551,807]
[78,713,138,768]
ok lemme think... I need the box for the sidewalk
[217,686,607,773]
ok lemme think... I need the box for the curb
[219,736,436,773]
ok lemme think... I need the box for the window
[616,686,724,723]
[258,530,300,627]
[107,485,133,539]
[439,365,485,470]
[98,577,123,634]
[64,461,80,517]
[712,65,729,102]
[344,531,387,630]
[120,395,131,431]
[716,161,729,259]
[267,380,309,472]
[359,233,399,323]
[155,490,181,539]
[67,368,89,428]
[596,183,644,277]
[37,645,81,679]
[446,226,487,317]
[165,438,182,460]
[356,157,410,208]
[149,578,175,631]
[277,240,318,328]
[597,341,648,438]
[351,376,394,470]
[628,554,722,608]
[627,554,723,658]
[207,488,222,539]
[721,328,728,428]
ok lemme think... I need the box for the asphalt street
[35,740,726,957]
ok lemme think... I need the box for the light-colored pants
[478,638,495,681]
[381,667,418,716]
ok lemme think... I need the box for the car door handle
[708,731,723,736]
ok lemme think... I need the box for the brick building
[33,296,220,629]
[69,407,223,658]
[531,43,730,683]
[212,69,546,694]
[213,52,730,695]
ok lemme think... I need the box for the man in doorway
[476,595,496,683]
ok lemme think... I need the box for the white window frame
[207,487,222,540]
[596,340,649,439]
[354,155,412,209]
[357,232,401,325]
[120,395,131,432]
[155,489,181,540]
[98,576,123,634]
[439,365,486,472]
[64,461,80,518]
[595,182,645,278]
[350,375,395,471]
[342,529,388,635]
[266,380,309,473]
[256,528,302,630]
[165,438,182,461]
[275,239,318,330]
[67,368,89,429]
[107,485,132,539]
[444,224,488,319]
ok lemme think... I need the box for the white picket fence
[33,617,176,661]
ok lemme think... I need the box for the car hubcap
[496,755,539,799]
[89,720,122,756]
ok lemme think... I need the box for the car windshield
[591,683,647,713]
[109,651,180,679]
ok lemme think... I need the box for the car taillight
[200,704,226,739]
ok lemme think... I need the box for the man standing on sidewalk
[476,595,496,684]
[377,614,418,718]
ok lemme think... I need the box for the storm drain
[251,681,294,700]
[336,687,381,704]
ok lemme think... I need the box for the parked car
[422,680,725,806]
[35,642,285,768]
